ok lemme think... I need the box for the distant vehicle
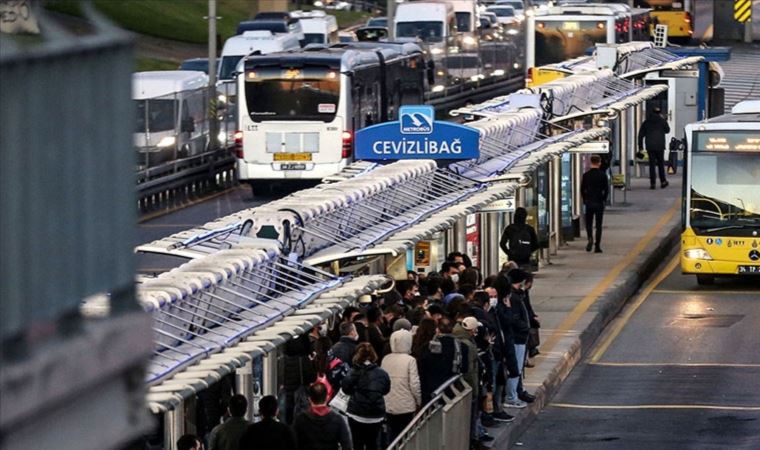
[253,11,291,21]
[481,11,500,28]
[494,0,526,20]
[236,19,305,44]
[355,26,389,42]
[132,71,210,166]
[178,58,209,74]
[486,5,519,26]
[633,0,712,43]
[442,53,483,82]
[394,1,456,56]
[338,31,357,42]
[366,17,388,27]
[449,0,480,50]
[291,10,339,45]
[218,30,301,82]
[235,45,427,185]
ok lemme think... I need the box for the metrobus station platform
[486,176,683,448]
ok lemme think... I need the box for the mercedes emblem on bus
[749,250,760,262]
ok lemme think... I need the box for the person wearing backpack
[381,329,421,442]
[342,343,391,450]
[499,207,539,270]
[417,317,466,405]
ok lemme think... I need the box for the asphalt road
[136,181,317,274]
[516,253,760,449]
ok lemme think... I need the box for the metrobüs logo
[400,105,434,134]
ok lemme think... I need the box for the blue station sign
[355,105,480,161]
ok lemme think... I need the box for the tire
[696,275,714,286]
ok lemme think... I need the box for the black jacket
[341,362,391,419]
[292,408,353,450]
[239,417,295,450]
[330,337,358,364]
[581,168,609,206]
[638,113,671,151]
[417,335,466,404]
[509,289,531,345]
[499,224,539,264]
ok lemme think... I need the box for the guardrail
[136,147,235,211]
[387,375,473,450]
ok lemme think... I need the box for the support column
[550,156,562,254]
[262,348,278,396]
[164,401,185,450]
[236,360,254,421]
[485,212,500,276]
[571,153,582,236]
[453,217,467,255]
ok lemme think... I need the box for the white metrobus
[235,44,427,189]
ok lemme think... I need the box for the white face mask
[451,274,459,283]
[489,297,498,309]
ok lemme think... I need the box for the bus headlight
[683,248,713,260]
[156,136,176,148]
[463,36,477,46]
[507,28,519,35]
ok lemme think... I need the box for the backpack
[508,226,533,262]
[326,353,351,390]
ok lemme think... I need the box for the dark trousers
[349,418,383,450]
[648,149,667,185]
[387,413,414,443]
[585,203,604,245]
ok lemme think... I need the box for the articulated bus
[235,44,426,188]
[681,100,760,285]
[633,0,712,43]
[526,3,650,79]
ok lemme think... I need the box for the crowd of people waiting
[176,251,542,450]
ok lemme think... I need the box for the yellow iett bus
[681,100,760,285]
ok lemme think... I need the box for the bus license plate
[281,163,306,170]
[737,266,760,274]
[274,153,312,161]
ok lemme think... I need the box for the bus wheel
[696,275,714,285]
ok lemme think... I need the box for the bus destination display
[694,131,760,152]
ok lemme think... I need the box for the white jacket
[381,329,422,415]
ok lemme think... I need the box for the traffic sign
[735,0,752,23]
[481,197,516,213]
[355,105,480,161]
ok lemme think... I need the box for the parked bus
[235,45,427,188]
[633,0,712,43]
[680,100,760,285]
[526,3,650,72]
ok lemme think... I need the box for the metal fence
[387,376,473,450]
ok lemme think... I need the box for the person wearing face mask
[505,269,536,406]
[440,261,460,285]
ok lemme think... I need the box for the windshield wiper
[703,224,757,233]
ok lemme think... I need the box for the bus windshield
[534,19,607,66]
[689,152,760,235]
[396,21,444,43]
[633,1,685,11]
[245,66,340,122]
[135,99,175,133]
[303,33,326,45]
[219,55,243,81]
[456,12,472,32]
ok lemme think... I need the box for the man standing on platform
[581,155,609,253]
[638,106,671,189]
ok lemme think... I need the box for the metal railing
[387,376,473,450]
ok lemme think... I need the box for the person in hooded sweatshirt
[341,342,391,450]
[293,382,353,450]
[381,329,422,442]
[499,207,539,271]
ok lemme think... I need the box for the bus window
[534,20,607,66]
[244,67,340,122]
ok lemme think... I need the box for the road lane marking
[550,403,760,411]
[653,289,760,295]
[541,198,680,356]
[590,255,680,363]
[589,362,760,368]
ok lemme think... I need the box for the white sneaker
[503,399,528,409]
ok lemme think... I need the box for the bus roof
[243,47,399,72]
[691,101,760,125]
[132,71,208,99]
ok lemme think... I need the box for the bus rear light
[684,12,692,24]
[233,130,243,158]
[341,131,353,159]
